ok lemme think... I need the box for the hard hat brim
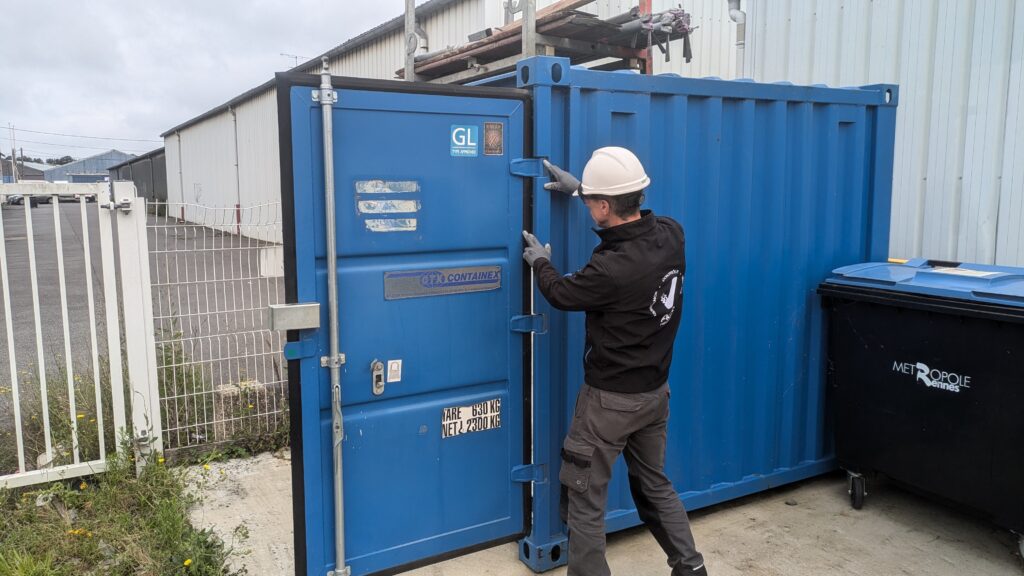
[579,174,651,197]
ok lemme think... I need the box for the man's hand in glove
[542,160,581,195]
[522,231,552,267]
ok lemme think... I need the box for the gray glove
[542,159,581,195]
[522,230,552,267]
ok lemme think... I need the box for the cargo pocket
[559,440,594,493]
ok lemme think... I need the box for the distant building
[108,148,166,203]
[0,157,45,183]
[43,150,134,182]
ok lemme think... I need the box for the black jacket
[532,210,685,394]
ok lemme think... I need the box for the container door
[282,78,530,576]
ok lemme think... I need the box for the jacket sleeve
[532,257,619,311]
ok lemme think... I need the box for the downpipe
[316,56,350,576]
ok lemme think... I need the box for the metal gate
[0,182,160,489]
[280,68,533,576]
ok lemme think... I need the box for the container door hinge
[510,314,547,334]
[512,463,547,484]
[320,354,346,368]
[510,158,547,178]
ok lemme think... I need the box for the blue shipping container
[278,57,898,576]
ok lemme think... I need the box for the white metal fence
[148,202,287,452]
[0,182,160,489]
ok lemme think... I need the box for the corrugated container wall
[513,57,896,565]
[743,0,1024,267]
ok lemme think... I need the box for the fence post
[114,185,164,460]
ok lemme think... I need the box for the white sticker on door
[387,360,402,383]
[441,398,502,439]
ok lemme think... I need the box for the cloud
[0,0,407,158]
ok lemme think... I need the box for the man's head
[581,191,645,228]
[577,147,650,228]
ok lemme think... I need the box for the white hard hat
[578,146,651,197]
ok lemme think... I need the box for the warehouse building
[108,147,167,204]
[43,149,133,182]
[162,0,1024,266]
[0,158,46,183]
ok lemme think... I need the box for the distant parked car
[6,194,43,207]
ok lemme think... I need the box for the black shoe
[672,563,707,576]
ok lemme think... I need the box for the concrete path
[190,452,1023,575]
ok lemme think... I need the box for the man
[522,147,707,576]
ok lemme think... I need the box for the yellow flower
[158,457,165,464]
[90,418,96,423]
[79,482,87,491]
[183,558,192,567]
[247,404,254,409]
[203,464,210,471]
[77,413,85,419]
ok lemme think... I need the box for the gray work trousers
[559,383,705,576]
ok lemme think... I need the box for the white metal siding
[997,0,1024,266]
[537,0,740,79]
[650,0,740,79]
[328,1,485,80]
[162,90,281,243]
[177,111,237,213]
[233,88,282,243]
[164,133,182,204]
[744,0,1024,266]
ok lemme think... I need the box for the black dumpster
[818,259,1024,548]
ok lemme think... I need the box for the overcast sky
[0,0,408,160]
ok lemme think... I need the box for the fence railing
[147,202,287,453]
[0,182,159,489]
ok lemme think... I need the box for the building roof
[160,0,464,137]
[107,147,165,171]
[42,150,135,181]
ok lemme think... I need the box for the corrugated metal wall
[234,88,282,242]
[164,91,281,243]
[321,0,740,81]
[108,152,167,203]
[743,0,1024,266]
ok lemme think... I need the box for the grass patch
[0,362,116,477]
[0,449,245,576]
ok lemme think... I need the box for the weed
[0,447,245,575]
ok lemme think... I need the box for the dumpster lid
[822,258,1024,308]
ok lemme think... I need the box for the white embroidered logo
[650,269,682,327]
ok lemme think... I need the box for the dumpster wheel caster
[849,474,866,510]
